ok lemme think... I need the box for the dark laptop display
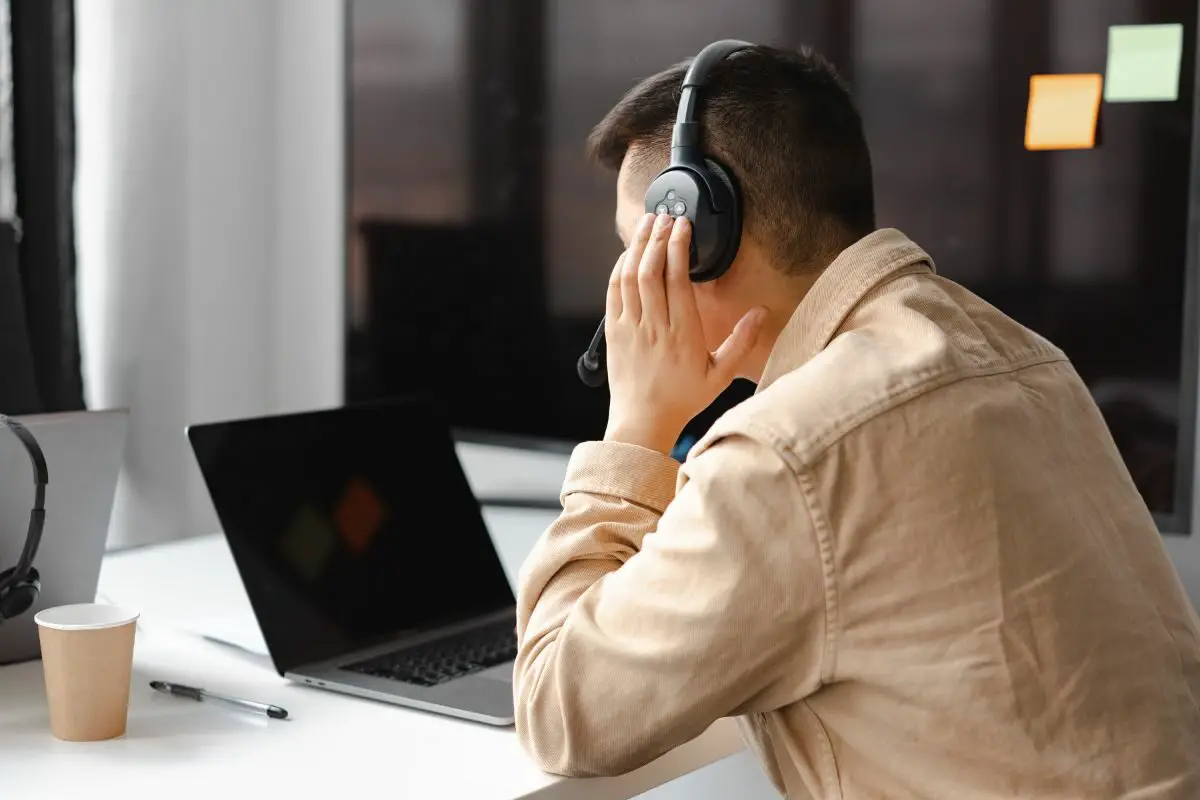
[187,398,516,676]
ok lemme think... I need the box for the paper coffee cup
[34,603,139,742]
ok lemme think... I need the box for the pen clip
[151,680,203,701]
[175,685,205,702]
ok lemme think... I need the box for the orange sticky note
[1024,74,1103,150]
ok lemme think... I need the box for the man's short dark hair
[587,45,875,274]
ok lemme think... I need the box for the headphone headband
[671,40,752,163]
[0,415,47,599]
[0,415,49,488]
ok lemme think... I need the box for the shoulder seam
[729,422,840,686]
[797,468,839,684]
[767,350,1067,469]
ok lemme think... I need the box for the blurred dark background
[345,0,1200,533]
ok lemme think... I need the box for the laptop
[186,397,519,726]
[0,410,129,665]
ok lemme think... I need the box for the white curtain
[75,0,345,548]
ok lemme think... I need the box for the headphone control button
[672,201,687,216]
[655,203,669,215]
[666,190,676,200]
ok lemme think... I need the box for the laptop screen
[187,397,517,675]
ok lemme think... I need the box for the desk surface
[0,510,744,799]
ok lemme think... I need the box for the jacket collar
[758,228,935,391]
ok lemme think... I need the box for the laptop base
[288,662,515,726]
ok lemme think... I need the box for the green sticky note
[1105,23,1185,102]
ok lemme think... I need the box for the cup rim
[34,603,139,631]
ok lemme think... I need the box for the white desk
[0,507,746,799]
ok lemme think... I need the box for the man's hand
[603,212,766,455]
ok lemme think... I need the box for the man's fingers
[666,216,700,330]
[621,213,654,321]
[711,306,768,384]
[606,251,625,321]
[637,213,673,325]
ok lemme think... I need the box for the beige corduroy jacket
[514,228,1200,799]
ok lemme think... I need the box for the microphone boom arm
[576,316,608,387]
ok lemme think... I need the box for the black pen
[150,680,289,719]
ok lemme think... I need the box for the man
[513,44,1200,798]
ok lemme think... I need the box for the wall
[75,0,345,548]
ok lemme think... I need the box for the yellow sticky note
[1025,74,1103,151]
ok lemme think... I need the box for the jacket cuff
[561,441,680,514]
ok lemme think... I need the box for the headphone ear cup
[0,565,40,621]
[689,158,743,283]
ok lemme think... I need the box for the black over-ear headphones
[578,39,751,388]
[0,415,47,624]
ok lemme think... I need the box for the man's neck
[741,272,818,383]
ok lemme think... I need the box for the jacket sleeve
[513,433,830,777]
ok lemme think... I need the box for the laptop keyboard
[343,619,517,688]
